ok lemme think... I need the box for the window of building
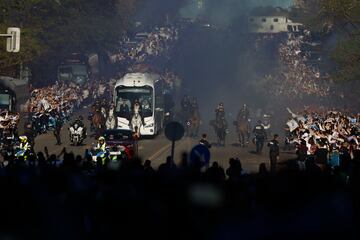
[274,18,278,22]
[262,18,266,22]
[270,25,274,30]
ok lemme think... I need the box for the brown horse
[92,110,105,138]
[186,108,200,137]
[235,116,251,147]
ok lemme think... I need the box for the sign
[287,119,299,132]
[165,121,184,141]
[190,144,210,167]
[6,27,20,52]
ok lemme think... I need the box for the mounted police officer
[214,102,227,146]
[236,104,251,146]
[253,120,267,153]
[215,102,225,120]
[238,103,250,120]
[181,95,191,124]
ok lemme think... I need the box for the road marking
[147,138,192,162]
[147,143,172,161]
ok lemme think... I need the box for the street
[33,106,294,172]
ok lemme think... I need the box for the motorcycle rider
[17,135,32,160]
[96,136,108,152]
[94,136,109,164]
[70,116,86,142]
[253,120,267,154]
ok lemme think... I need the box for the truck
[57,53,90,86]
[0,87,16,112]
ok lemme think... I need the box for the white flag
[287,119,299,132]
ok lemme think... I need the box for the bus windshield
[59,64,87,76]
[115,86,153,118]
[0,94,10,105]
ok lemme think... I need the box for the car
[103,129,135,160]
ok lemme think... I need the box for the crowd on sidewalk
[285,106,359,171]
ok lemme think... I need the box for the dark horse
[234,116,251,147]
[185,107,200,138]
[210,116,227,146]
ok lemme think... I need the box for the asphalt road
[31,106,295,173]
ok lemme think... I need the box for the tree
[0,0,137,81]
[290,0,360,82]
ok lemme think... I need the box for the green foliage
[0,0,137,72]
[290,0,360,82]
[332,32,360,82]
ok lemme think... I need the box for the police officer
[253,120,267,153]
[268,134,280,174]
[96,136,108,152]
[215,102,225,119]
[199,133,211,149]
[54,115,63,145]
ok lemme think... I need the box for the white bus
[114,72,165,136]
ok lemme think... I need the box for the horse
[105,108,116,130]
[131,112,143,138]
[186,108,200,138]
[92,110,105,138]
[210,117,227,146]
[234,116,251,147]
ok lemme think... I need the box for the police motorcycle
[69,119,86,146]
[31,113,46,134]
[46,109,57,131]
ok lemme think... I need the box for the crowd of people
[112,25,179,65]
[0,110,19,143]
[262,32,331,98]
[285,106,359,171]
[0,143,359,239]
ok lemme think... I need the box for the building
[248,16,303,34]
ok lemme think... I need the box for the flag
[287,119,299,132]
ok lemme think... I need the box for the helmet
[19,135,28,142]
[243,103,247,108]
[98,136,105,141]
[219,102,224,107]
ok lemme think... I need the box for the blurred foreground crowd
[0,147,359,239]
